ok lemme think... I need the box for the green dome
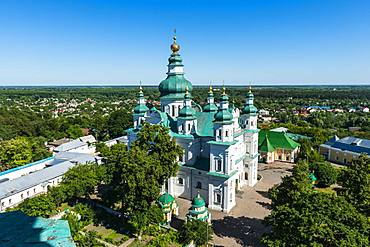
[159,53,193,98]
[192,194,205,208]
[179,106,196,118]
[220,94,229,102]
[242,104,257,114]
[158,192,175,205]
[159,74,193,98]
[203,103,218,112]
[214,109,233,122]
[134,104,149,114]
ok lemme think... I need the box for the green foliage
[0,136,51,172]
[180,220,213,246]
[264,155,370,246]
[0,137,33,171]
[269,161,313,208]
[102,123,182,213]
[66,124,84,139]
[340,154,370,216]
[74,203,95,224]
[17,194,57,217]
[262,193,370,246]
[73,231,106,247]
[297,138,325,163]
[60,163,106,201]
[107,109,133,138]
[48,185,68,206]
[310,162,338,187]
[147,229,179,247]
[63,213,82,237]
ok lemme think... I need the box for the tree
[17,194,57,217]
[262,193,370,246]
[340,154,370,216]
[66,124,83,139]
[310,162,338,188]
[0,137,33,171]
[269,161,313,208]
[180,220,213,246]
[103,123,182,213]
[107,109,133,138]
[73,231,105,247]
[60,163,106,202]
[297,138,324,163]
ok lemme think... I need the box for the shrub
[17,194,57,217]
[310,162,338,187]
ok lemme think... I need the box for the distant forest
[0,85,369,171]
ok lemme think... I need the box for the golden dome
[171,31,180,53]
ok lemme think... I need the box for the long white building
[0,137,101,212]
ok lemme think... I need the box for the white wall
[0,176,63,212]
[0,158,54,182]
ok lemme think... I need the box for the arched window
[172,105,175,116]
[215,159,222,171]
[196,182,202,189]
[214,192,221,204]
[178,177,184,185]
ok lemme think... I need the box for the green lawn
[84,224,129,245]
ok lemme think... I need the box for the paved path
[176,162,293,247]
[212,162,293,247]
[119,238,135,247]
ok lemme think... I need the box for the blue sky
[0,0,369,86]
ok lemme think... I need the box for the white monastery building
[126,35,259,213]
[0,137,100,212]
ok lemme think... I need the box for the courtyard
[175,162,294,247]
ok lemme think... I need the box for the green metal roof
[159,74,192,98]
[207,169,238,179]
[214,108,233,122]
[309,172,317,182]
[179,105,196,118]
[192,193,206,208]
[242,104,258,115]
[195,111,216,137]
[208,140,238,146]
[258,130,300,151]
[0,211,75,246]
[158,192,175,205]
[158,52,193,99]
[134,104,149,114]
[203,103,218,112]
[259,137,275,152]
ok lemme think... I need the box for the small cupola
[203,84,218,113]
[242,86,257,115]
[214,86,233,122]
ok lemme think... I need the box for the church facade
[126,35,259,213]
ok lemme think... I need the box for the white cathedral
[126,35,259,213]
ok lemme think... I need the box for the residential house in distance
[258,129,300,163]
[319,136,370,165]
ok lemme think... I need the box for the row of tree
[262,154,370,246]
